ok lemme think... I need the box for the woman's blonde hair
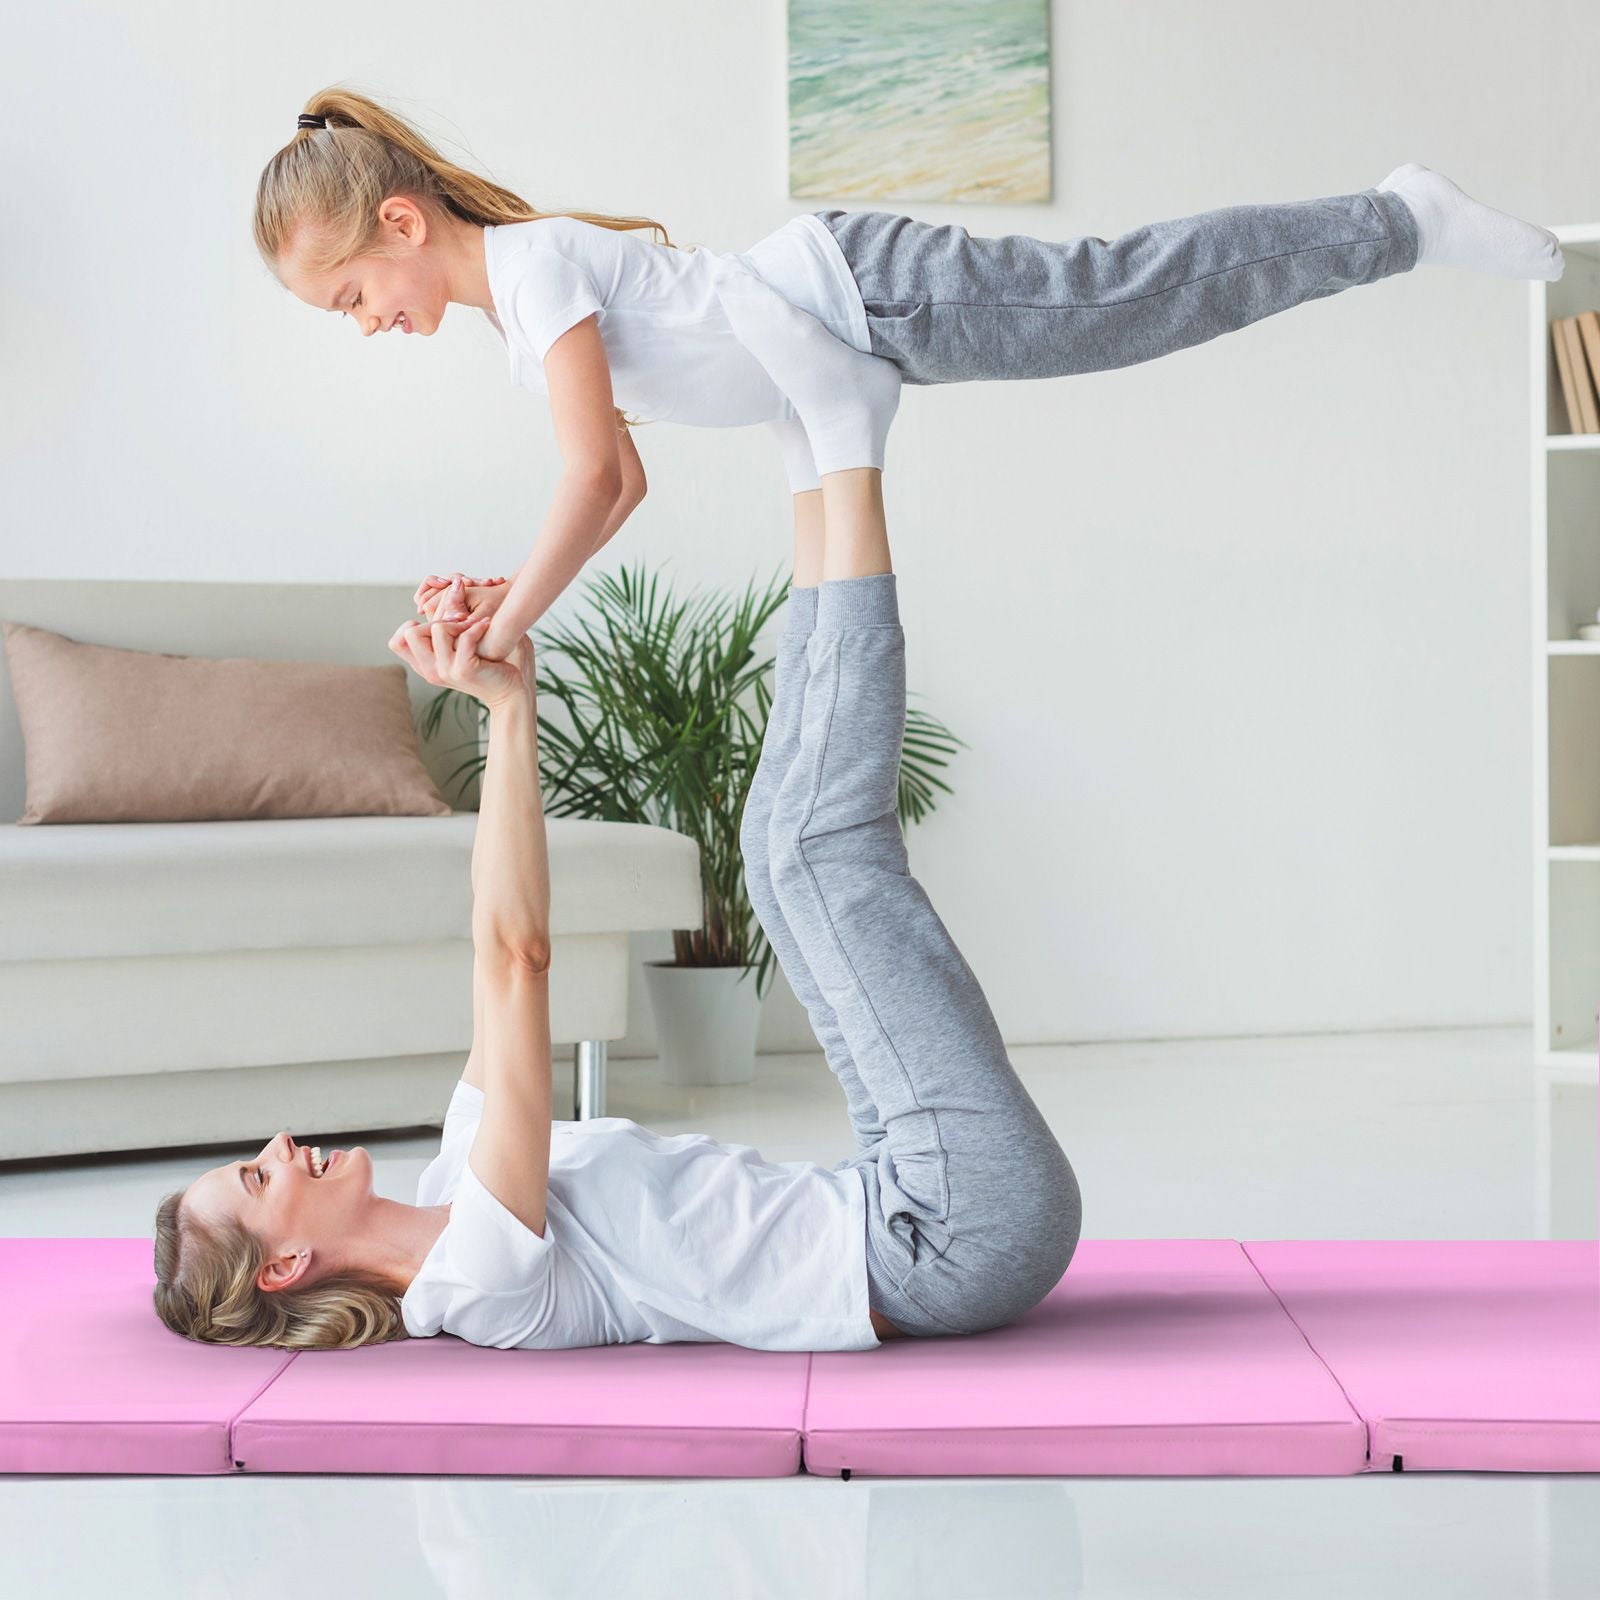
[255,85,678,432]
[152,1188,409,1350]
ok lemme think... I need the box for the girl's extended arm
[586,422,648,559]
[426,465,644,631]
[585,480,647,561]
[479,317,645,659]
[478,469,623,660]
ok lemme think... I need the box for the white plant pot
[642,960,762,1086]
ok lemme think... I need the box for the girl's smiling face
[278,195,454,338]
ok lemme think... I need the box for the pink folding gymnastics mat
[3,1234,1596,1478]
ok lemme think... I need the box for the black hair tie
[297,113,328,131]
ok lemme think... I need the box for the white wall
[5,0,1591,1049]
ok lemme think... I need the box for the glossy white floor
[0,1024,1595,1600]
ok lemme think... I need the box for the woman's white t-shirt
[480,214,873,492]
[400,1079,881,1353]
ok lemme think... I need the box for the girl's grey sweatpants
[739,572,1081,1339]
[812,185,1420,384]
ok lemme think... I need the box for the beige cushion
[2,622,452,824]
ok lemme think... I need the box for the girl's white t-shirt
[480,214,873,491]
[400,1079,881,1353]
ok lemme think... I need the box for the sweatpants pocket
[861,302,932,381]
[883,1107,951,1221]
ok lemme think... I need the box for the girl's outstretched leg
[813,169,1559,386]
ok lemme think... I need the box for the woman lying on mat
[154,555,1081,1352]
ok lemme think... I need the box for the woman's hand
[413,571,510,623]
[389,610,535,711]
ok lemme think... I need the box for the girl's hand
[416,579,508,627]
[413,571,509,619]
[388,612,535,711]
[420,580,510,627]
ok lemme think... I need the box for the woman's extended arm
[390,609,553,1236]
[464,683,555,1237]
[470,678,549,958]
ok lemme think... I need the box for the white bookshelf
[1532,222,1600,1094]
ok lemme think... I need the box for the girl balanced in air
[254,89,1562,644]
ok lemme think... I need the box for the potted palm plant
[421,558,963,1085]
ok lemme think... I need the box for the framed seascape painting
[787,0,1052,203]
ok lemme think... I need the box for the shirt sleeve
[440,1153,559,1348]
[444,1077,485,1129]
[456,1152,557,1288]
[499,237,606,364]
[414,1079,485,1207]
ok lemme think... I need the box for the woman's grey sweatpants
[739,572,1082,1339]
[812,186,1420,384]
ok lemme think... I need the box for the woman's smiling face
[183,1132,374,1292]
[278,196,450,339]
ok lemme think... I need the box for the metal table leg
[573,1039,608,1120]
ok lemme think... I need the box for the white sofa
[0,580,703,1161]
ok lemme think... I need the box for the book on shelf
[1551,311,1600,433]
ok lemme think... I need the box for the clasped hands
[412,570,510,629]
[391,574,534,711]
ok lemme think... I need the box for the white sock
[1376,162,1563,280]
[713,265,902,477]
